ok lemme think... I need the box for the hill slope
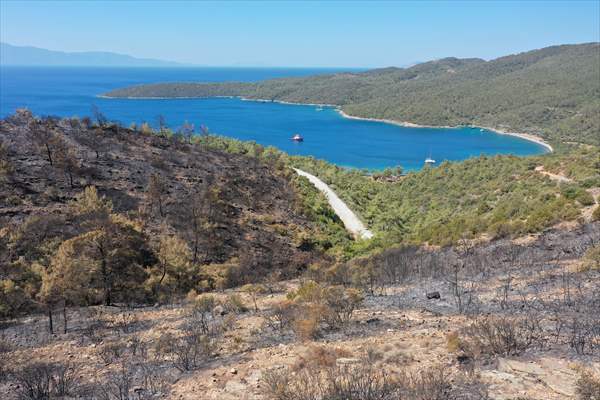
[106,43,600,145]
[0,110,342,314]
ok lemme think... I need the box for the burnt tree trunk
[63,301,68,334]
[45,143,53,165]
[48,307,54,334]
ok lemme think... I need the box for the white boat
[425,151,436,165]
[291,133,304,142]
[316,107,324,111]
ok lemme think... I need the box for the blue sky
[1,0,599,67]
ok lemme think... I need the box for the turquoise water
[0,66,547,170]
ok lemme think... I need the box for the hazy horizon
[1,40,598,69]
[1,0,599,68]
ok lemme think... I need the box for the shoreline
[100,94,338,108]
[335,109,554,153]
[239,97,339,108]
[100,93,553,153]
[98,94,240,100]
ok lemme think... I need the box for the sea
[0,66,548,171]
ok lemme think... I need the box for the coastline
[335,109,554,153]
[97,95,240,100]
[100,93,338,108]
[100,93,553,153]
[239,97,339,108]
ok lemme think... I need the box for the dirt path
[293,168,373,240]
[534,165,573,183]
[534,166,599,221]
[582,187,600,222]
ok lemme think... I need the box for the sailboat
[424,151,436,165]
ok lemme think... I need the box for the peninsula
[105,43,600,147]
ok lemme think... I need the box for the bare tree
[200,124,209,136]
[157,115,167,135]
[73,127,106,159]
[0,140,13,182]
[179,120,195,143]
[147,174,168,217]
[27,118,56,165]
[91,105,108,127]
[53,135,80,188]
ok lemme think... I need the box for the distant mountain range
[0,42,188,67]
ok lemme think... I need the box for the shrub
[263,355,488,400]
[264,300,296,332]
[83,308,108,344]
[568,316,599,355]
[400,367,453,400]
[10,362,79,400]
[268,282,365,340]
[420,368,489,400]
[292,306,321,341]
[581,245,600,271]
[287,280,324,303]
[187,294,217,335]
[321,287,363,328]
[562,185,596,206]
[97,361,136,400]
[0,279,33,318]
[140,122,153,135]
[446,331,460,353]
[97,340,127,365]
[296,345,353,369]
[0,141,13,182]
[263,362,394,400]
[324,262,353,286]
[577,191,596,207]
[242,283,267,312]
[0,337,10,381]
[155,294,224,372]
[592,206,600,222]
[156,332,214,372]
[576,369,600,400]
[287,281,364,331]
[223,293,248,314]
[459,316,543,358]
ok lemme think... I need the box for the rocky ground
[2,223,599,400]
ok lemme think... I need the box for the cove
[96,97,549,171]
[0,67,548,171]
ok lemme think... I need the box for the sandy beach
[336,109,554,153]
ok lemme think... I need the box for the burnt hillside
[0,110,326,310]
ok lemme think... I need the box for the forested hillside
[290,149,600,249]
[190,133,600,253]
[106,43,600,146]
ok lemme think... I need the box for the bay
[0,66,547,170]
